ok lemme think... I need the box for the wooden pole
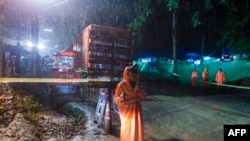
[0,15,3,77]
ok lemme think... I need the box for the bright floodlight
[43,28,53,32]
[27,41,33,47]
[38,43,45,50]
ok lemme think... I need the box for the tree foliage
[217,0,250,55]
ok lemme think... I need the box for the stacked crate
[81,24,133,88]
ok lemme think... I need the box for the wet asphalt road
[140,83,250,141]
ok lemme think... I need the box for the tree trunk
[0,16,3,77]
[201,34,205,65]
[172,9,177,75]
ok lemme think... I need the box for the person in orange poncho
[114,64,146,141]
[215,68,225,85]
[191,68,198,87]
[202,67,208,87]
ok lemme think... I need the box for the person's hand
[120,93,126,102]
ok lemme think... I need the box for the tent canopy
[53,44,76,57]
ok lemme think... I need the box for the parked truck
[74,24,133,88]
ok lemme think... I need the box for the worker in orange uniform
[114,64,146,141]
[191,68,198,87]
[202,67,208,87]
[215,68,225,85]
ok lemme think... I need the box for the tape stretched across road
[172,73,250,90]
[0,78,111,83]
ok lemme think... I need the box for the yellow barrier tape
[172,73,250,90]
[0,78,111,83]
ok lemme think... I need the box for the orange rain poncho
[191,70,198,86]
[202,68,208,87]
[114,66,146,141]
[215,70,225,85]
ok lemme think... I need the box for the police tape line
[0,78,111,83]
[172,73,250,90]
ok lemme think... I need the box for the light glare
[27,41,33,47]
